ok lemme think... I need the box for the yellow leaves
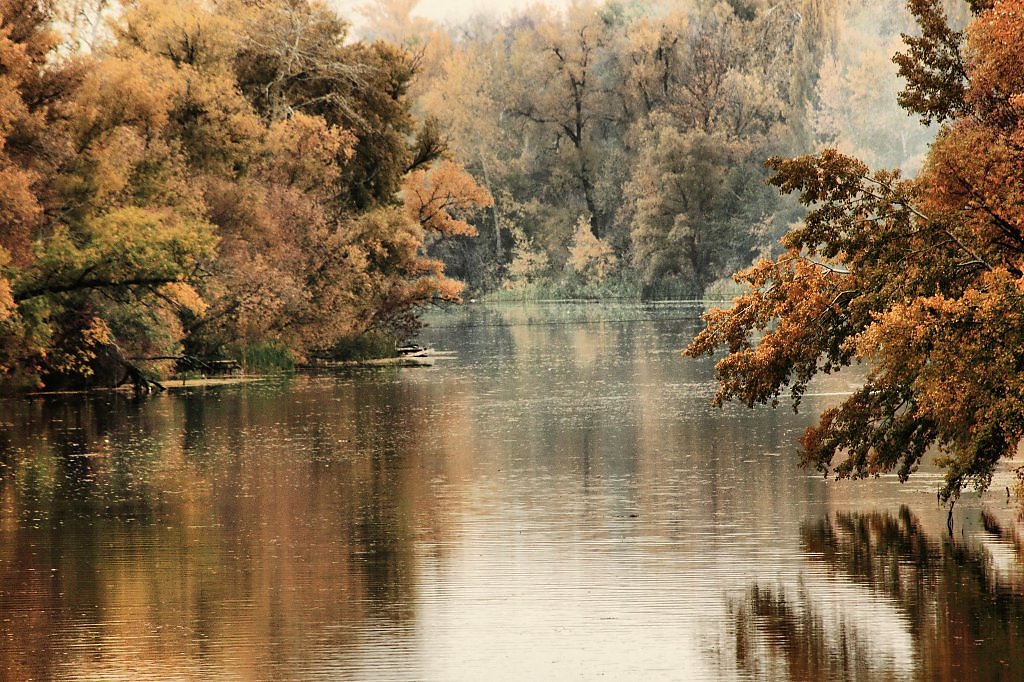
[261,113,355,191]
[86,206,214,260]
[357,0,432,44]
[48,315,113,378]
[86,126,147,203]
[14,207,218,306]
[567,215,617,283]
[114,0,244,72]
[623,13,689,101]
[402,160,491,237]
[71,29,260,175]
[81,314,112,347]
[72,53,183,136]
[719,69,785,138]
[0,276,12,323]
[161,282,207,316]
[171,71,262,170]
[0,25,45,266]
[505,224,550,287]
[0,247,12,323]
[419,41,498,158]
[0,75,28,142]
[0,0,480,383]
[0,161,41,263]
[325,205,469,332]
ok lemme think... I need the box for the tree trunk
[116,360,167,395]
[478,151,503,261]
[578,158,600,238]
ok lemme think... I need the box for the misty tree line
[376,0,941,298]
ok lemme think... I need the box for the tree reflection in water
[732,507,1024,681]
[0,386,433,680]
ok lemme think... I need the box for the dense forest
[0,0,491,389]
[0,0,978,393]
[395,0,938,299]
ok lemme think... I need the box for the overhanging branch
[14,275,183,303]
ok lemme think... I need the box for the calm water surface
[1,303,1022,680]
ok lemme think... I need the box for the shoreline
[4,349,441,398]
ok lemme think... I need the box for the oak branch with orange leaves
[686,0,1024,502]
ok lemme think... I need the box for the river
[1,302,1022,680]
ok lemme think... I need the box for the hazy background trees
[401,0,933,298]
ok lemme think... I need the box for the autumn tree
[0,0,218,386]
[356,0,432,45]
[0,0,489,389]
[195,0,488,357]
[686,0,1024,502]
[405,0,859,297]
[567,214,617,284]
[235,1,417,208]
[0,0,53,374]
[0,0,48,268]
[418,27,511,279]
[626,123,779,297]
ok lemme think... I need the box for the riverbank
[159,376,264,390]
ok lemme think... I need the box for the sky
[332,0,571,27]
[411,0,556,21]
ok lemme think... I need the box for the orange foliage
[688,0,1024,501]
[0,246,13,322]
[567,215,617,283]
[261,113,356,192]
[403,160,491,237]
[0,9,46,264]
[0,162,40,263]
[0,0,480,386]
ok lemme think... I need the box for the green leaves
[893,0,969,125]
[14,208,216,304]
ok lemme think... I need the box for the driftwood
[127,354,242,379]
[115,359,166,395]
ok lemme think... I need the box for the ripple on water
[0,303,1021,681]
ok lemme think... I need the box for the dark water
[0,303,1022,680]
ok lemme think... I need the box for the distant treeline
[373,0,939,298]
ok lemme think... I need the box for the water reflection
[0,303,1020,680]
[732,508,1024,681]
[0,378,447,679]
[732,584,885,681]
